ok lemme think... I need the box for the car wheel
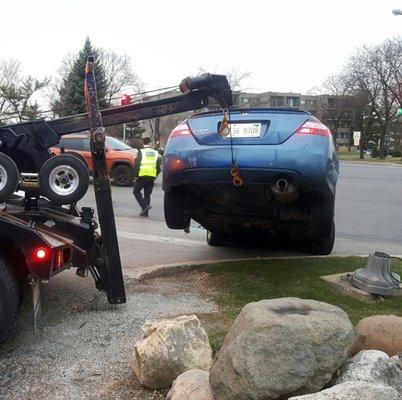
[39,154,89,205]
[310,220,335,255]
[65,152,89,169]
[206,230,224,246]
[112,165,133,187]
[0,153,19,203]
[310,197,335,239]
[164,190,189,229]
[0,256,21,343]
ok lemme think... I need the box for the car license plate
[227,123,261,138]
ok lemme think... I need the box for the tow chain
[220,110,244,187]
[230,164,244,187]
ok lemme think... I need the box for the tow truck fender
[0,217,58,279]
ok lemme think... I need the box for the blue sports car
[162,108,339,254]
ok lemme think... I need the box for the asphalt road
[79,162,402,271]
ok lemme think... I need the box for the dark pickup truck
[0,61,233,342]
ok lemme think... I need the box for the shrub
[393,147,402,158]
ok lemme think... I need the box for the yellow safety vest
[138,147,158,178]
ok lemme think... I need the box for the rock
[209,298,356,400]
[335,350,402,393]
[353,315,402,356]
[288,381,402,399]
[166,369,215,400]
[133,315,213,389]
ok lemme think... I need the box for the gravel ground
[0,271,218,400]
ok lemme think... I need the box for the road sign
[353,131,361,146]
[397,108,402,116]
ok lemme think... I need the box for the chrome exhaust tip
[276,178,288,192]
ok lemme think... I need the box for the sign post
[353,131,361,147]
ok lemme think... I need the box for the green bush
[371,146,379,158]
[393,147,402,158]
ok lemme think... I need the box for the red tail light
[34,247,49,261]
[169,123,192,138]
[295,117,331,137]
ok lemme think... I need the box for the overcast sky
[0,0,401,95]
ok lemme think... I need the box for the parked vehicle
[51,134,138,186]
[163,108,339,255]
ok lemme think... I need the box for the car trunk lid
[187,109,310,145]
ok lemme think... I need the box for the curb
[128,253,392,281]
[340,160,402,167]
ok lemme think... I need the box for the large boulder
[353,315,402,356]
[334,350,402,393]
[167,369,215,400]
[133,315,213,389]
[288,381,402,399]
[209,298,356,400]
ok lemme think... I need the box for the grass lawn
[200,257,402,352]
[338,151,402,164]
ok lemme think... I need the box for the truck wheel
[206,230,224,246]
[164,190,189,229]
[112,164,133,186]
[310,220,335,255]
[39,154,89,205]
[0,256,21,343]
[0,153,19,202]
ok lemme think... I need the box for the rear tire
[310,220,335,255]
[0,256,21,343]
[39,154,89,205]
[0,153,19,202]
[164,190,189,229]
[112,164,133,187]
[206,230,224,246]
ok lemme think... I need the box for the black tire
[0,256,21,343]
[39,154,89,205]
[206,230,224,246]
[65,152,89,169]
[310,220,335,255]
[0,153,19,202]
[164,190,188,229]
[112,164,133,187]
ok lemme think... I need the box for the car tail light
[34,247,49,261]
[295,117,332,137]
[167,156,186,171]
[169,123,192,138]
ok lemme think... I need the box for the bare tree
[99,49,143,104]
[344,38,401,158]
[50,47,143,113]
[0,59,49,123]
[312,74,354,147]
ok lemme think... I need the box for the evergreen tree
[52,38,108,116]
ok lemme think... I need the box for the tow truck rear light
[54,249,63,270]
[34,247,49,261]
[295,117,332,137]
[169,124,192,138]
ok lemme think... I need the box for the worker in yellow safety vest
[133,137,161,217]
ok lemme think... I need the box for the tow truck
[0,57,233,341]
